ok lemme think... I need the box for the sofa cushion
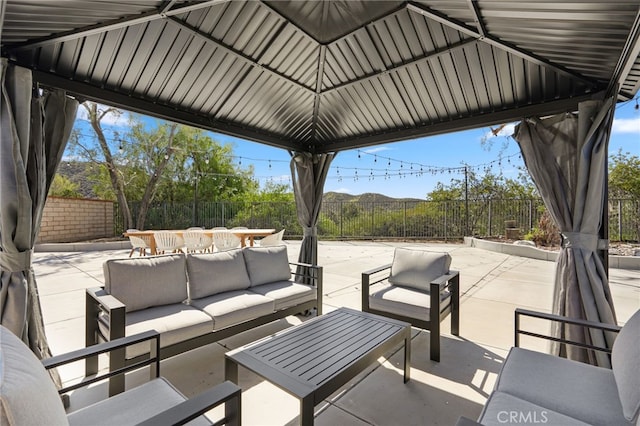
[495,347,627,425]
[249,280,316,311]
[106,304,214,359]
[67,377,210,426]
[104,254,187,312]
[612,309,640,423]
[0,326,69,426]
[369,283,450,319]
[243,246,291,287]
[186,250,251,300]
[478,391,590,425]
[388,248,451,291]
[190,290,275,330]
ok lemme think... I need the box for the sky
[73,98,639,200]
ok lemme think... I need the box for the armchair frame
[43,330,241,426]
[362,264,460,362]
[514,308,621,354]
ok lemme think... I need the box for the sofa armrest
[137,381,241,426]
[85,287,128,395]
[515,308,621,354]
[289,261,323,315]
[43,330,160,395]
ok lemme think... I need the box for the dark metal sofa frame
[86,261,323,396]
[361,264,460,362]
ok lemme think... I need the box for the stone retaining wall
[38,197,115,243]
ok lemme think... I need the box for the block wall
[38,197,115,243]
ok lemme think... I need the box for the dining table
[124,228,276,254]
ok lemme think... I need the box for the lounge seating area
[86,245,322,395]
[31,240,640,425]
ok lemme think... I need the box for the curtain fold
[290,151,336,282]
[0,59,79,365]
[513,98,617,367]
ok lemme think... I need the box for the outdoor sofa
[85,245,323,395]
[457,308,640,425]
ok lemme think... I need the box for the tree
[67,103,258,230]
[609,150,640,241]
[48,175,82,198]
[427,167,537,235]
[609,150,640,199]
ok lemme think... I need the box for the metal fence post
[618,199,622,242]
[488,200,492,236]
[403,201,407,239]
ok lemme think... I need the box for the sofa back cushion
[186,249,251,299]
[243,246,291,287]
[104,254,188,312]
[612,308,640,423]
[388,248,451,291]
[0,326,69,426]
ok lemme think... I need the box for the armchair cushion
[611,309,640,422]
[104,254,187,312]
[243,246,291,287]
[388,248,451,291]
[0,326,69,426]
[495,347,627,425]
[187,250,251,299]
[66,377,210,426]
[478,391,590,426]
[369,284,451,318]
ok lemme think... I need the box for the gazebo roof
[2,1,639,153]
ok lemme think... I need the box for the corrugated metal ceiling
[2,0,639,153]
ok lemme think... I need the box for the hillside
[323,192,423,203]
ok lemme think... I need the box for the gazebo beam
[32,69,303,152]
[317,92,601,153]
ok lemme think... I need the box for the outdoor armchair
[456,308,639,425]
[0,325,241,426]
[361,248,460,362]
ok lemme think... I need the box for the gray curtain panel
[0,59,79,363]
[514,98,617,367]
[290,151,335,281]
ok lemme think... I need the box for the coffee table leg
[404,332,411,383]
[225,357,238,383]
[300,396,314,426]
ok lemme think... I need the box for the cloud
[362,146,390,154]
[332,187,351,193]
[612,117,640,134]
[75,104,130,127]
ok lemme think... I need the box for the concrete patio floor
[33,241,639,425]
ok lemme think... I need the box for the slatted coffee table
[225,307,411,425]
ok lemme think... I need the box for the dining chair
[154,231,184,254]
[126,229,153,257]
[258,229,285,247]
[183,229,213,253]
[212,231,241,251]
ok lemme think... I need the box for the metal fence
[115,198,639,242]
